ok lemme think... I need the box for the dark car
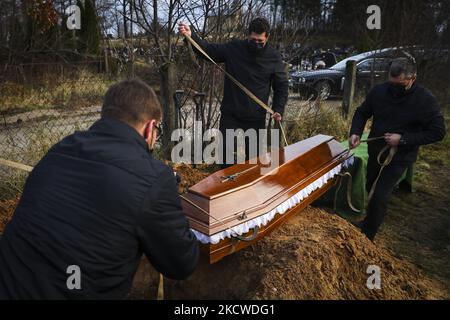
[289,47,413,100]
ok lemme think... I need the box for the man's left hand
[384,133,402,147]
[272,112,282,122]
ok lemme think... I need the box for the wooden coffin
[180,134,351,263]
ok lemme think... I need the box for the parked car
[289,47,413,100]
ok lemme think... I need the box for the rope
[333,171,361,213]
[183,34,289,146]
[334,135,397,213]
[157,273,164,300]
[360,136,397,205]
[361,136,385,143]
[0,158,33,172]
[367,144,397,204]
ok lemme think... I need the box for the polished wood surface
[180,134,348,263]
[189,134,337,198]
[207,178,334,263]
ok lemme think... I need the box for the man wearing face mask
[348,58,446,241]
[0,79,199,299]
[178,18,288,167]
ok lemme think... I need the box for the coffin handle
[232,226,260,242]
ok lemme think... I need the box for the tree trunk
[159,62,177,160]
[342,60,356,118]
[123,0,128,38]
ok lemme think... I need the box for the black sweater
[190,33,289,121]
[0,118,199,299]
[350,82,446,163]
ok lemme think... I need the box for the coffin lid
[181,134,347,235]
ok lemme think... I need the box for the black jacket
[190,33,289,121]
[0,117,199,299]
[350,82,446,163]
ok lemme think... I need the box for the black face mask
[389,82,408,98]
[247,39,265,55]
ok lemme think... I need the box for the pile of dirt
[0,196,19,233]
[132,206,448,299]
[170,162,216,193]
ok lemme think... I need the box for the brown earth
[130,206,447,300]
[0,196,19,232]
[170,162,214,194]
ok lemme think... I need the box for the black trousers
[219,113,266,168]
[361,156,407,240]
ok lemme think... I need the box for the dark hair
[101,78,162,126]
[248,17,270,36]
[389,57,417,79]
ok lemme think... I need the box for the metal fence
[0,61,118,199]
[0,61,114,166]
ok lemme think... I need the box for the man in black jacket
[348,58,446,241]
[0,79,199,299]
[178,18,289,167]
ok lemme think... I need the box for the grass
[0,69,116,115]
[283,96,359,143]
[0,167,28,201]
[0,59,163,116]
[377,116,450,294]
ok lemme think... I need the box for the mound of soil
[132,206,447,300]
[170,163,212,194]
[0,196,19,233]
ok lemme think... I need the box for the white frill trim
[343,154,354,168]
[191,157,353,244]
